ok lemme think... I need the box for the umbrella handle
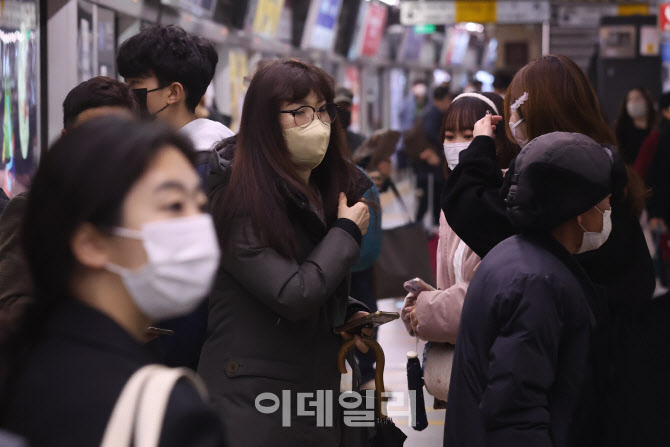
[337,338,388,419]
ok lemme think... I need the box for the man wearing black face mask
[335,87,366,154]
[117,25,233,180]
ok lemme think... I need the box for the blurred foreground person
[1,118,224,446]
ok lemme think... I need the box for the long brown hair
[210,58,360,258]
[505,54,646,215]
[440,92,519,171]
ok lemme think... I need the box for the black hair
[660,91,670,111]
[62,76,139,129]
[117,25,218,113]
[493,70,514,91]
[441,92,519,170]
[0,117,195,410]
[433,85,451,101]
[24,117,196,301]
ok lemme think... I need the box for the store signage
[660,3,670,31]
[304,0,342,50]
[360,2,388,57]
[253,0,285,38]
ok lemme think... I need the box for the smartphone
[333,311,400,334]
[403,277,436,295]
[146,327,175,336]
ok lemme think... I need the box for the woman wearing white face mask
[199,59,374,447]
[401,92,518,406]
[1,117,225,446]
[614,87,656,165]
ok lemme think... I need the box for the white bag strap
[100,365,208,447]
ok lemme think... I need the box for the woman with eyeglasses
[197,59,374,446]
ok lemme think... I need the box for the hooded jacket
[197,136,371,447]
[179,118,234,178]
[444,232,604,447]
[442,134,655,446]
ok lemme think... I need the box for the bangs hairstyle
[441,93,519,170]
[210,58,359,258]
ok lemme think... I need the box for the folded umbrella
[338,338,407,447]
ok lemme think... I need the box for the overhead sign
[661,3,670,31]
[497,1,550,24]
[401,0,549,25]
[414,24,436,34]
[556,5,617,27]
[400,1,456,25]
[455,1,496,23]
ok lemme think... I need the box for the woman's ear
[70,223,111,269]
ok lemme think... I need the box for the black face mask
[338,109,352,129]
[132,87,168,120]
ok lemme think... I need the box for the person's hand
[420,149,442,167]
[401,292,417,336]
[473,112,503,139]
[143,330,159,344]
[650,217,667,232]
[410,308,419,334]
[338,311,375,353]
[338,193,370,236]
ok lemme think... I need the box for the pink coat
[401,211,480,343]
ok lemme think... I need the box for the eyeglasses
[279,103,339,128]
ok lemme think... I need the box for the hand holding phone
[403,277,436,295]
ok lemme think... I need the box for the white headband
[510,92,528,112]
[452,93,499,115]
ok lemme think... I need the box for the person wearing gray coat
[198,59,374,447]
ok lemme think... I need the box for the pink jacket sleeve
[413,284,468,344]
[411,212,480,343]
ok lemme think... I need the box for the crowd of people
[0,24,667,447]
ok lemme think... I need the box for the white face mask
[443,141,471,170]
[104,214,221,321]
[627,101,647,119]
[283,119,331,171]
[412,84,427,98]
[509,118,528,148]
[577,207,612,254]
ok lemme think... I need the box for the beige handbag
[422,342,455,402]
[100,365,208,447]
